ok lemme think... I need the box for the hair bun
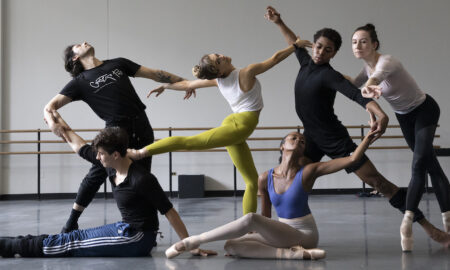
[192,65,201,78]
[365,23,376,31]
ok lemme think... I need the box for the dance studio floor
[0,194,448,270]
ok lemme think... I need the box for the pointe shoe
[400,211,414,252]
[442,211,450,233]
[288,245,326,260]
[165,242,184,259]
[165,237,200,259]
[305,248,326,260]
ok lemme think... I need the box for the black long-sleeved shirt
[78,145,173,231]
[294,47,372,145]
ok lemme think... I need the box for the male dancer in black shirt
[264,6,450,245]
[43,42,191,233]
[0,112,214,258]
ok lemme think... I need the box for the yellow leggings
[144,111,259,214]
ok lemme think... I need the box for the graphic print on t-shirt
[90,69,124,93]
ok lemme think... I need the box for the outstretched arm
[50,111,87,153]
[302,131,375,190]
[135,66,186,84]
[240,38,312,81]
[265,6,297,45]
[148,79,217,98]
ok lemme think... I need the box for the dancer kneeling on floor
[0,112,215,258]
[165,130,376,260]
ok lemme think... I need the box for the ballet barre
[0,125,445,199]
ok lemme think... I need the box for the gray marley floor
[0,194,449,270]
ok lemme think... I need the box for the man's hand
[48,110,71,142]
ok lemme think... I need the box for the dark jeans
[75,111,154,207]
[396,95,450,212]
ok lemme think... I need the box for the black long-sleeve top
[78,144,173,231]
[294,47,372,145]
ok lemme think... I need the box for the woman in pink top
[350,23,450,251]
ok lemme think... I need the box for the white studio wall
[1,0,450,195]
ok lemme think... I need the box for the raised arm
[50,111,87,153]
[302,131,375,190]
[43,94,72,141]
[240,38,312,81]
[265,6,297,45]
[258,171,272,218]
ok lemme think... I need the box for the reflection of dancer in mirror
[264,6,450,248]
[165,130,376,260]
[43,41,189,233]
[0,112,215,258]
[349,24,450,251]
[128,38,312,215]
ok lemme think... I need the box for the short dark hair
[313,28,342,51]
[93,127,128,157]
[354,23,380,50]
[192,54,220,80]
[64,44,85,77]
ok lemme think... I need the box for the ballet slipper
[442,211,450,233]
[165,237,201,259]
[400,211,414,252]
[303,248,326,260]
[285,245,326,260]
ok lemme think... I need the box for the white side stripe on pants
[43,232,144,255]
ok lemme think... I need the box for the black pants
[396,94,450,213]
[75,111,154,207]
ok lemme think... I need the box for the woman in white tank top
[349,23,450,252]
[128,38,312,215]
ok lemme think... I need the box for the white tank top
[216,69,264,113]
[354,55,426,114]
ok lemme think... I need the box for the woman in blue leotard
[164,130,375,260]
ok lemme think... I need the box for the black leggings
[396,95,450,213]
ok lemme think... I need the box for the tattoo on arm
[156,70,184,83]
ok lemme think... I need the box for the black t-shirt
[60,58,146,126]
[78,144,173,231]
[294,47,372,144]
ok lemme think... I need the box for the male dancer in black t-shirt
[0,112,214,258]
[264,6,450,245]
[43,42,191,233]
